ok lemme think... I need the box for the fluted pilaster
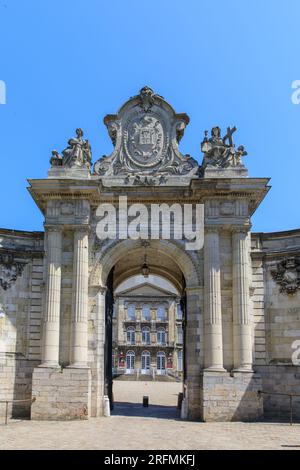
[204,227,225,371]
[232,227,253,371]
[70,227,89,367]
[41,226,62,367]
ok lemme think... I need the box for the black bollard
[143,395,149,407]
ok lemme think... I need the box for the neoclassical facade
[112,279,183,377]
[0,87,299,421]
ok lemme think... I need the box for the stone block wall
[252,230,300,419]
[200,371,263,422]
[0,356,39,419]
[256,365,300,420]
[0,229,44,418]
[31,367,91,420]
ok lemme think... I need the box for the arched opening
[156,351,166,375]
[125,351,135,374]
[141,327,151,345]
[141,351,151,375]
[95,239,201,419]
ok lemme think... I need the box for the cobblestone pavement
[1,381,300,450]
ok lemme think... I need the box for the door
[157,352,166,375]
[141,351,150,374]
[126,351,135,374]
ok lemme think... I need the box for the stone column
[91,286,106,416]
[41,226,62,367]
[204,227,225,371]
[70,227,89,368]
[185,287,203,420]
[117,299,125,344]
[232,227,253,371]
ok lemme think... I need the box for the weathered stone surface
[31,367,91,420]
[0,90,300,423]
[200,371,263,422]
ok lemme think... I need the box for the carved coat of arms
[0,253,26,290]
[270,257,300,295]
[93,86,198,177]
[127,116,163,167]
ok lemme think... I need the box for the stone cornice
[0,228,44,239]
[27,176,271,217]
[0,246,44,259]
[27,179,101,214]
[251,247,300,261]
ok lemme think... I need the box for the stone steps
[114,373,179,382]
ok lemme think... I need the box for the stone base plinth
[47,167,91,179]
[31,367,91,420]
[203,165,248,178]
[200,370,263,422]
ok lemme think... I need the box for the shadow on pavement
[112,401,181,420]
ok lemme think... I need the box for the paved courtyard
[1,381,300,450]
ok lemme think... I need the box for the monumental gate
[0,87,300,421]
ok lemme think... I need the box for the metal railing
[0,398,36,425]
[258,390,300,425]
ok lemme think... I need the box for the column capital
[205,225,220,234]
[231,224,251,234]
[97,285,107,295]
[73,224,91,234]
[44,224,63,233]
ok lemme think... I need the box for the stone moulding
[270,256,300,295]
[0,252,27,290]
[93,86,198,177]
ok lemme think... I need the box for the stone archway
[28,86,268,422]
[90,239,203,420]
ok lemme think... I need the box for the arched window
[126,326,135,345]
[126,350,135,373]
[177,325,183,344]
[142,326,151,345]
[142,304,151,321]
[141,351,151,374]
[127,304,136,321]
[157,327,166,345]
[157,305,166,322]
[177,350,183,372]
[157,352,166,375]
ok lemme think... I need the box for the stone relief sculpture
[200,126,247,170]
[0,253,26,290]
[271,257,300,295]
[50,128,92,169]
[94,86,198,178]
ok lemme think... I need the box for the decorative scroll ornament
[50,128,92,169]
[0,253,26,290]
[94,86,198,177]
[270,257,300,295]
[200,126,247,170]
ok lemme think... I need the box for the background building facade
[112,278,183,378]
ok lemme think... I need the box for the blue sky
[0,0,299,232]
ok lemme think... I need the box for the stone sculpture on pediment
[200,126,247,170]
[50,128,92,169]
[94,86,198,177]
